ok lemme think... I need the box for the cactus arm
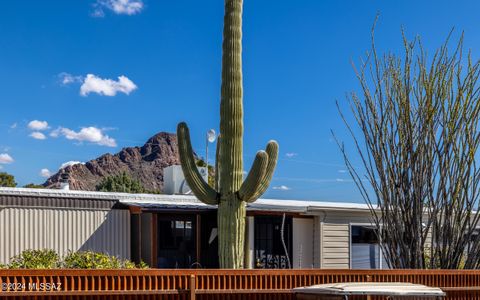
[237,150,268,202]
[177,122,219,205]
[251,140,279,201]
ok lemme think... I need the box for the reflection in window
[351,225,387,269]
[158,219,195,268]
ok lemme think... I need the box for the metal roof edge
[0,187,204,203]
[0,187,374,212]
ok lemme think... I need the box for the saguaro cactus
[177,0,279,269]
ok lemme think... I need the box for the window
[157,217,195,268]
[158,220,193,249]
[351,225,386,269]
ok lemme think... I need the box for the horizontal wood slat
[1,269,480,299]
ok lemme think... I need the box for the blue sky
[0,0,479,202]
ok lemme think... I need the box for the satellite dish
[207,129,216,143]
[199,168,208,177]
[180,179,192,194]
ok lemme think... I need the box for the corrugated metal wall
[0,207,130,264]
[0,194,117,209]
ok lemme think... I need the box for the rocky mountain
[43,132,183,192]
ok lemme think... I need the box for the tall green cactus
[177,0,279,269]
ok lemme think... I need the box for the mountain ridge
[44,132,182,192]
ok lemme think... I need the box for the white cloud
[91,8,105,17]
[30,132,47,140]
[58,72,83,85]
[58,73,137,97]
[10,123,17,129]
[51,126,117,147]
[110,0,143,14]
[338,169,347,173]
[80,74,137,96]
[59,161,84,170]
[285,153,298,158]
[28,120,49,131]
[92,0,144,17]
[40,168,52,178]
[0,153,14,164]
[272,185,291,191]
[336,178,345,182]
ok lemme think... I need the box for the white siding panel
[324,242,349,248]
[321,223,350,269]
[323,236,349,243]
[324,264,349,269]
[323,252,349,259]
[323,231,349,237]
[323,247,349,253]
[323,225,349,232]
[324,258,349,265]
[424,228,432,249]
[0,208,130,264]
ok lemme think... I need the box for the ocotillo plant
[177,0,278,269]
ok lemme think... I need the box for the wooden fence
[1,269,480,299]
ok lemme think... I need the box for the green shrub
[63,251,139,269]
[0,172,16,187]
[9,249,60,269]
[96,172,146,193]
[137,260,149,269]
[6,249,147,269]
[23,183,44,188]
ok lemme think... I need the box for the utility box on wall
[163,165,208,195]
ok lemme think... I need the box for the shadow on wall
[78,209,130,260]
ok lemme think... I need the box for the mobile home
[0,187,382,269]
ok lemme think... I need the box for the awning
[121,200,216,211]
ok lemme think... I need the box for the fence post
[366,275,372,300]
[189,274,196,300]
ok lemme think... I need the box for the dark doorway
[199,211,219,268]
[254,215,292,269]
[157,215,196,268]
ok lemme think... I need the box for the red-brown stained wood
[2,269,480,299]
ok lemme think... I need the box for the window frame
[349,222,384,269]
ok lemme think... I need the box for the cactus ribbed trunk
[218,196,246,269]
[177,0,279,269]
[218,0,244,268]
[219,0,243,193]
